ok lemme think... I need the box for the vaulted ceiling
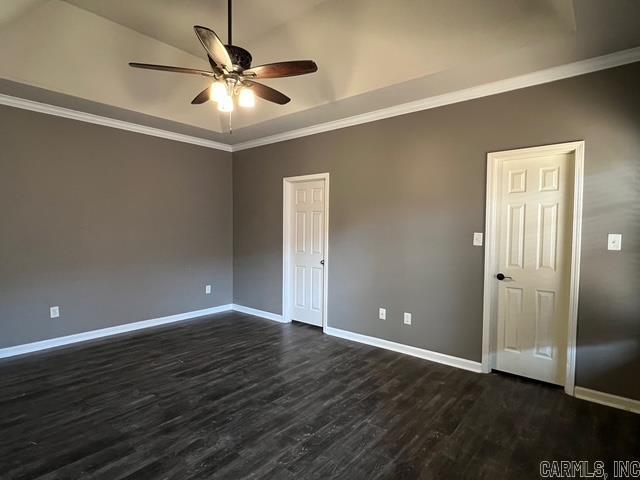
[1,0,640,144]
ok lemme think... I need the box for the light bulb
[210,81,228,103]
[238,87,255,108]
[217,95,234,112]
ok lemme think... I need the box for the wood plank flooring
[1,311,638,479]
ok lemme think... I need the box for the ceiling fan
[129,0,318,131]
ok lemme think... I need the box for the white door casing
[483,142,584,393]
[283,174,329,327]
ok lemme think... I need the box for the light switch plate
[378,308,386,320]
[607,233,622,251]
[205,284,212,294]
[403,312,412,325]
[473,232,483,246]
[50,306,60,318]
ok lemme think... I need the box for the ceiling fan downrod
[228,0,232,45]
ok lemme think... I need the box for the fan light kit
[129,0,318,132]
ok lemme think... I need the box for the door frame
[481,141,584,395]
[282,173,330,327]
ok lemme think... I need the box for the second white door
[494,149,574,385]
[288,179,325,326]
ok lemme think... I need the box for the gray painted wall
[233,62,640,400]
[0,105,233,348]
[1,62,637,401]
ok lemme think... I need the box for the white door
[495,151,574,385]
[288,179,325,326]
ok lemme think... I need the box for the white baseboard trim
[232,304,287,323]
[574,386,640,414]
[323,326,483,373]
[0,304,233,359]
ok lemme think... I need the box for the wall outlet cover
[607,233,622,251]
[205,284,212,294]
[378,307,386,320]
[50,306,60,318]
[403,312,412,325]
[473,232,483,246]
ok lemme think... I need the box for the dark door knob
[496,273,513,281]
[320,260,325,265]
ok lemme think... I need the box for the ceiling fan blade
[194,26,232,70]
[243,80,291,105]
[129,62,213,77]
[191,87,211,105]
[243,60,318,79]
[206,55,223,75]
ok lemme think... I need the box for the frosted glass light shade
[218,95,234,112]
[210,82,228,103]
[238,88,255,108]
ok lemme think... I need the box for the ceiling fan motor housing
[225,45,252,70]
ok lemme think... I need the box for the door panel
[289,179,325,326]
[502,287,523,352]
[537,203,558,270]
[295,266,306,308]
[507,204,525,268]
[534,289,555,359]
[311,267,322,311]
[311,211,323,254]
[295,212,306,253]
[495,153,573,385]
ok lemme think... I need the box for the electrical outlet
[50,306,60,318]
[379,307,386,320]
[205,284,212,294]
[403,312,412,325]
[473,232,483,246]
[607,234,622,251]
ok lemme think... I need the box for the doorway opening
[283,173,330,327]
[482,142,584,395]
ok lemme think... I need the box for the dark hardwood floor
[1,311,638,479]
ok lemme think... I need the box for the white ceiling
[63,0,331,56]
[1,0,640,144]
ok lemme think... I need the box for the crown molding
[0,93,233,152]
[231,46,640,152]
[2,47,639,153]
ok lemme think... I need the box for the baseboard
[574,386,640,414]
[323,326,483,373]
[7,306,636,414]
[0,304,233,359]
[232,304,287,323]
